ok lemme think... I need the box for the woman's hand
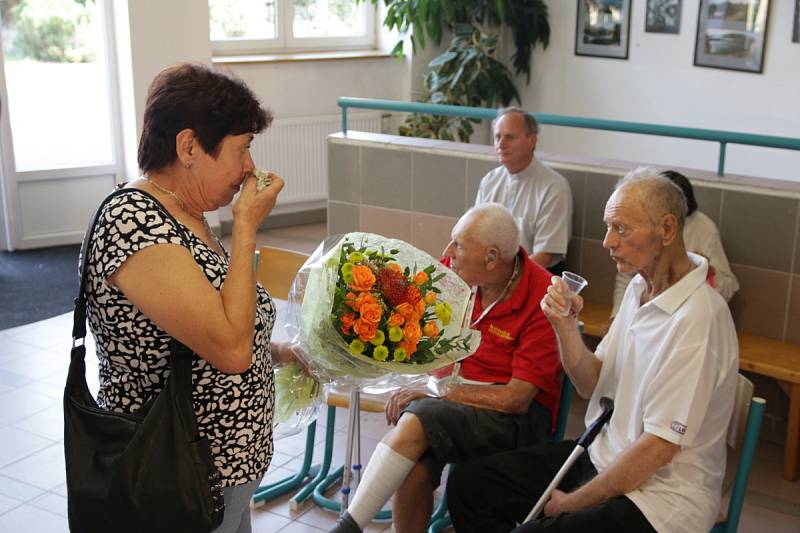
[232,171,285,231]
[385,388,429,426]
[270,340,309,370]
[540,276,583,331]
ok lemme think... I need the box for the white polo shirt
[587,253,738,532]
[475,159,572,265]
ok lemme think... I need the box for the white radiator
[250,112,382,207]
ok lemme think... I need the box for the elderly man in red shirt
[331,202,562,533]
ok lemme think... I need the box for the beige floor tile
[249,507,294,532]
[22,380,64,400]
[0,474,45,502]
[0,443,65,491]
[29,490,67,518]
[735,500,800,532]
[0,427,55,469]
[0,503,67,532]
[3,321,70,351]
[278,520,327,532]
[0,388,59,426]
[0,493,21,515]
[0,338,43,362]
[12,404,64,442]
[0,369,34,389]
[0,350,68,380]
[51,482,67,498]
[295,504,353,529]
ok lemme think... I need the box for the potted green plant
[366,0,550,141]
[399,29,519,141]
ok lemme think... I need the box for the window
[0,0,116,171]
[209,0,375,54]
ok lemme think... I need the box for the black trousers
[403,398,551,486]
[446,440,655,533]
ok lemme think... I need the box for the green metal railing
[338,97,800,176]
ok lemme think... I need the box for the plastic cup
[561,271,588,316]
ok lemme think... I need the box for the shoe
[329,511,362,533]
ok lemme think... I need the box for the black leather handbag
[64,188,225,533]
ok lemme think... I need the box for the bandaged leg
[330,442,415,532]
[349,441,415,525]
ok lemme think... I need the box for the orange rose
[399,340,418,355]
[424,291,437,305]
[341,312,356,327]
[403,322,422,345]
[354,291,377,312]
[353,318,377,342]
[405,286,422,304]
[414,299,426,315]
[340,312,356,334]
[360,302,382,324]
[408,312,422,325]
[350,265,376,292]
[387,262,402,273]
[387,312,405,327]
[395,302,414,318]
[413,271,429,285]
[423,321,439,338]
[345,292,358,309]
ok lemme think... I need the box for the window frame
[210,0,376,55]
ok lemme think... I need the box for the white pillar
[112,0,219,227]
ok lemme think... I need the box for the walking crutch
[523,396,615,524]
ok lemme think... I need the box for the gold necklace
[144,176,205,223]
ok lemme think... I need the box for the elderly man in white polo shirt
[476,107,572,275]
[446,167,738,533]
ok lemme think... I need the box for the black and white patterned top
[84,189,275,487]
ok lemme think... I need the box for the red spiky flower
[379,267,409,307]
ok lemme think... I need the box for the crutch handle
[576,397,614,448]
[522,396,614,524]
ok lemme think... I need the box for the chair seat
[325,388,388,414]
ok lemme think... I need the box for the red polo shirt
[442,248,562,427]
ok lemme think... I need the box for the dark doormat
[0,244,81,330]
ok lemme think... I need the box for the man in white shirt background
[476,107,573,275]
[446,167,738,533]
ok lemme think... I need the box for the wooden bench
[579,300,800,482]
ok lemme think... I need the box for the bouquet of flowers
[285,232,480,387]
[334,239,473,366]
[272,233,479,435]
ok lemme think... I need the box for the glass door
[0,0,123,250]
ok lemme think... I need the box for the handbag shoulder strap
[72,186,130,344]
[70,185,206,443]
[73,186,194,344]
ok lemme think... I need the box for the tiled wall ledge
[328,131,800,345]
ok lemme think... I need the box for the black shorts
[401,397,551,486]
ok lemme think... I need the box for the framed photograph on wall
[575,0,632,59]
[793,0,799,43]
[694,0,771,73]
[646,0,682,34]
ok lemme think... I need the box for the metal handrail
[338,97,800,176]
